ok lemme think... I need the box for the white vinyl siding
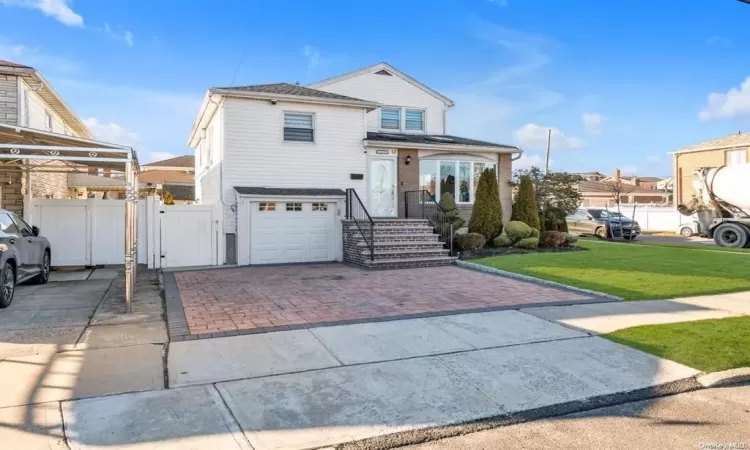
[19,79,78,136]
[283,112,314,142]
[197,164,220,205]
[313,71,447,134]
[221,97,367,232]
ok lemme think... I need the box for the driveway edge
[456,260,623,301]
[697,367,750,388]
[336,376,701,450]
[162,271,192,342]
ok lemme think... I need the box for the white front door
[369,158,397,217]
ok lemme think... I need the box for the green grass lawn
[633,239,750,253]
[605,316,750,372]
[473,240,750,300]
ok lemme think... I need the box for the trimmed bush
[530,228,540,238]
[539,231,568,248]
[511,175,540,230]
[505,221,532,242]
[456,232,487,251]
[439,192,465,231]
[514,237,539,249]
[565,233,578,245]
[493,233,513,247]
[468,168,503,242]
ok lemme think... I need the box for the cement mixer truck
[678,164,750,248]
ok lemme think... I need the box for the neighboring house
[572,171,606,182]
[656,177,674,191]
[579,170,672,207]
[140,155,195,204]
[600,174,666,190]
[672,132,749,206]
[0,59,93,213]
[189,62,521,265]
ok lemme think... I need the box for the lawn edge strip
[697,367,750,388]
[456,260,624,301]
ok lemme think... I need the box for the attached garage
[235,187,346,265]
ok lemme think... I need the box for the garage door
[250,201,336,264]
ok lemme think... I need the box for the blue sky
[2,0,750,175]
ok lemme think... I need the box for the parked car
[566,208,641,240]
[677,220,702,238]
[0,210,51,308]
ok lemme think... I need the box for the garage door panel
[250,201,336,264]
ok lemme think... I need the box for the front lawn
[605,316,750,372]
[473,240,750,300]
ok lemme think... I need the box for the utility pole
[544,128,551,174]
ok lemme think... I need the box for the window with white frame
[312,202,328,211]
[380,108,401,130]
[380,107,425,132]
[726,149,747,165]
[284,113,314,142]
[44,111,52,131]
[259,202,276,211]
[286,202,302,211]
[420,159,497,204]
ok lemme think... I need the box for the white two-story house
[188,63,521,266]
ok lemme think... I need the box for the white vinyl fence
[607,204,685,232]
[27,197,223,268]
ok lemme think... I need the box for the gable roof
[138,170,194,185]
[0,59,92,139]
[578,180,670,194]
[307,62,455,108]
[674,132,750,154]
[210,83,370,103]
[143,155,194,168]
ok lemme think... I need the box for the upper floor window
[44,111,52,131]
[380,108,401,130]
[405,109,424,131]
[380,107,425,132]
[284,113,314,142]
[726,149,747,165]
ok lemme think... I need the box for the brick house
[672,132,749,206]
[0,59,92,214]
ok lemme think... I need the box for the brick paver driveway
[168,264,597,338]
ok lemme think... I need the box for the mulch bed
[459,245,586,260]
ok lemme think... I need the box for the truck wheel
[713,223,749,248]
[741,225,750,249]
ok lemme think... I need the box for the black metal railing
[345,188,375,260]
[404,190,454,256]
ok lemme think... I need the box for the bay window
[420,159,497,204]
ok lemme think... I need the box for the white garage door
[250,201,336,264]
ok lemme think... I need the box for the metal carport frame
[0,123,140,312]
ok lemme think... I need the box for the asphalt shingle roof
[365,132,517,149]
[676,132,750,153]
[212,83,369,103]
[234,187,346,197]
[578,180,669,194]
[163,184,195,201]
[0,59,32,69]
[144,155,194,168]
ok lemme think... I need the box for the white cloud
[699,76,750,121]
[0,40,79,72]
[102,23,135,48]
[514,123,584,151]
[0,0,83,27]
[302,45,321,70]
[514,153,551,170]
[83,117,139,147]
[646,155,660,163]
[582,112,605,135]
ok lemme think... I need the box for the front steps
[342,219,456,269]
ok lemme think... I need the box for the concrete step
[357,240,447,250]
[364,256,457,269]
[349,233,440,242]
[346,225,435,234]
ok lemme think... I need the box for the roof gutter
[209,88,380,110]
[671,143,750,155]
[22,71,93,139]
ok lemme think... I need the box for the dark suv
[0,210,51,308]
[566,208,641,240]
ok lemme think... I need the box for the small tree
[439,192,465,231]
[511,167,581,232]
[511,175,540,229]
[468,168,503,242]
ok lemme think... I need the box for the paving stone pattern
[172,264,594,336]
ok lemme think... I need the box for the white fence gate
[608,204,685,232]
[27,197,222,269]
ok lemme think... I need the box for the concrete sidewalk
[522,291,750,334]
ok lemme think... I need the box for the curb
[697,367,750,388]
[337,376,701,450]
[456,260,623,301]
